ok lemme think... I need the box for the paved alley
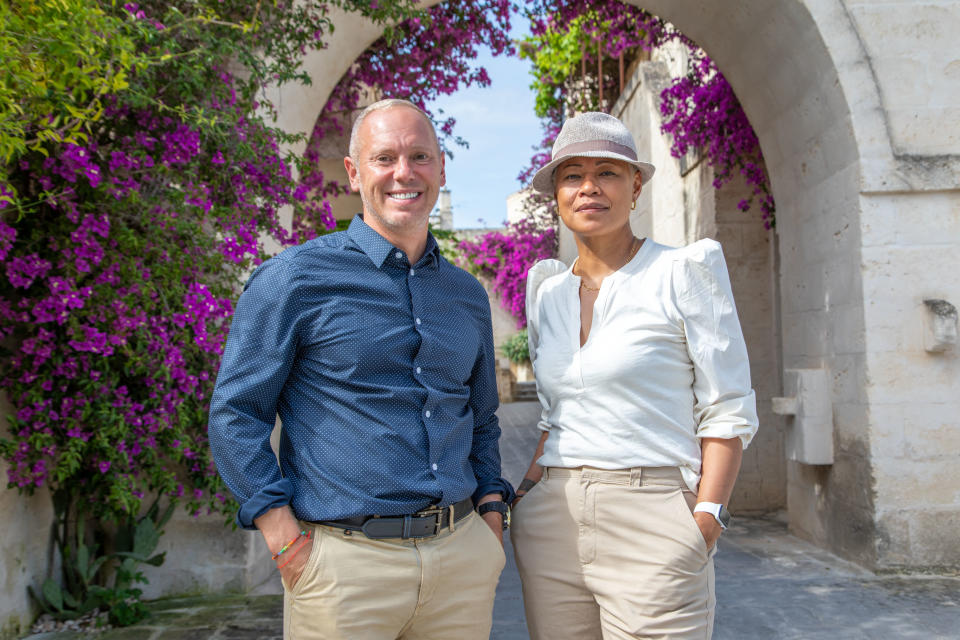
[25,402,960,639]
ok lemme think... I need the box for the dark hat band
[553,139,638,162]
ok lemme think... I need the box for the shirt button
[410,269,415,276]
[395,251,403,259]
[415,317,422,325]
[416,367,422,374]
[425,410,431,418]
[431,463,438,471]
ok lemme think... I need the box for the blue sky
[427,28,543,229]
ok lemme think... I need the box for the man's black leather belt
[316,497,474,539]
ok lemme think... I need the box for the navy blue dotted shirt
[208,215,514,529]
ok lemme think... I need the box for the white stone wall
[846,2,960,157]
[0,463,52,638]
[859,189,960,569]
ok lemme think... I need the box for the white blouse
[525,238,759,492]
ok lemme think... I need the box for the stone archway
[273,1,960,572]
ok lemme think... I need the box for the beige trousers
[282,511,505,640]
[512,467,716,640]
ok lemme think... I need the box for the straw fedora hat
[531,112,656,195]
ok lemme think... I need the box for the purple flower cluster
[458,219,557,327]
[659,55,775,226]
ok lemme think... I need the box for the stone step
[513,382,539,402]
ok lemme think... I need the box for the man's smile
[388,191,422,200]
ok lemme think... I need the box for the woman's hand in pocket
[693,512,722,551]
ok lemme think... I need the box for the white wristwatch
[693,502,730,529]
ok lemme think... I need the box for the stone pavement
[24,401,960,639]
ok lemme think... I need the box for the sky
[427,24,543,229]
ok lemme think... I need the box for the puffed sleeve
[672,239,759,447]
[525,259,568,432]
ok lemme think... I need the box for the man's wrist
[254,505,302,554]
[477,500,510,530]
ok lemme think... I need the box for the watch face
[718,505,731,528]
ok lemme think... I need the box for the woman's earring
[631,199,637,211]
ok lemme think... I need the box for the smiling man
[208,99,514,640]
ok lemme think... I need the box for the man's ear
[344,156,360,192]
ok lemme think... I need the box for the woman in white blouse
[511,112,759,640]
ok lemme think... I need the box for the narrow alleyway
[25,402,960,639]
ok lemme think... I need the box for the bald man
[209,99,513,639]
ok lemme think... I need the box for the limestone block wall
[859,190,960,570]
[841,0,960,569]
[714,179,787,513]
[846,1,960,157]
[139,513,277,599]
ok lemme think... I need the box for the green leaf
[133,516,160,556]
[62,590,78,609]
[41,578,64,612]
[74,545,89,581]
[145,552,166,567]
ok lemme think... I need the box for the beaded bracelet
[276,530,312,570]
[271,530,307,561]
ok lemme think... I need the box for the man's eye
[376,155,392,163]
[414,153,429,161]
[561,173,580,181]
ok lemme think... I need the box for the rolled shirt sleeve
[673,239,759,448]
[208,258,303,529]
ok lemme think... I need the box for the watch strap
[693,502,729,529]
[477,501,510,530]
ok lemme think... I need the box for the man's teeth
[390,192,419,200]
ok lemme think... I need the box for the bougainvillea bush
[0,0,426,622]
[459,219,557,328]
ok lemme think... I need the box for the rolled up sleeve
[208,258,303,528]
[673,240,759,448]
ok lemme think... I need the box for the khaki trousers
[512,467,715,640]
[283,511,505,640]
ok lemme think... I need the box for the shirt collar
[347,214,440,269]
